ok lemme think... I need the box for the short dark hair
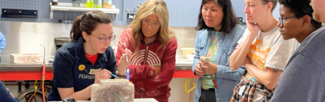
[261,0,277,12]
[195,0,239,34]
[70,10,112,42]
[279,0,322,29]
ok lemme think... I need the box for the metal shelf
[50,5,120,14]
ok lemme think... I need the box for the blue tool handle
[111,74,116,78]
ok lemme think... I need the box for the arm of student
[127,64,155,91]
[248,37,296,89]
[58,86,91,100]
[215,64,246,81]
[192,31,203,76]
[106,46,117,77]
[142,38,177,91]
[202,61,245,81]
[53,51,87,100]
[244,59,283,90]
[58,64,112,100]
[116,27,133,75]
[0,80,19,102]
[229,29,257,71]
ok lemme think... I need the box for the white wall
[273,3,280,20]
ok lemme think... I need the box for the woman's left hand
[199,62,218,75]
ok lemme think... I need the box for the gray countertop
[175,55,193,70]
[0,55,193,71]
[0,63,53,71]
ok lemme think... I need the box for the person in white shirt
[229,0,298,101]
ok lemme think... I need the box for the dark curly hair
[279,0,322,28]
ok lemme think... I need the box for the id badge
[89,68,101,75]
[238,85,246,96]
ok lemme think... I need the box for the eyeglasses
[278,16,298,26]
[142,18,160,29]
[91,34,116,43]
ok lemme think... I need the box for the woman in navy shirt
[48,10,121,101]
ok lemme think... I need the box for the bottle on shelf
[90,0,94,8]
[72,0,81,7]
[97,0,102,8]
[103,0,112,8]
[86,0,90,8]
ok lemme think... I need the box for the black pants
[199,88,216,102]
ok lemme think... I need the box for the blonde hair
[131,0,175,52]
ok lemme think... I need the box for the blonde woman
[115,0,177,102]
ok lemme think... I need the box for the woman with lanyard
[192,0,246,102]
[116,0,178,102]
[48,10,118,101]
[229,0,298,101]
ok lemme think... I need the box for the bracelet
[116,73,127,78]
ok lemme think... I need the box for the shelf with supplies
[50,5,120,14]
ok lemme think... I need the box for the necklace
[146,34,157,43]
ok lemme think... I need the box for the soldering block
[91,79,134,102]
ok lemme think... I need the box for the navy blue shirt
[48,38,116,101]
[271,27,325,102]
